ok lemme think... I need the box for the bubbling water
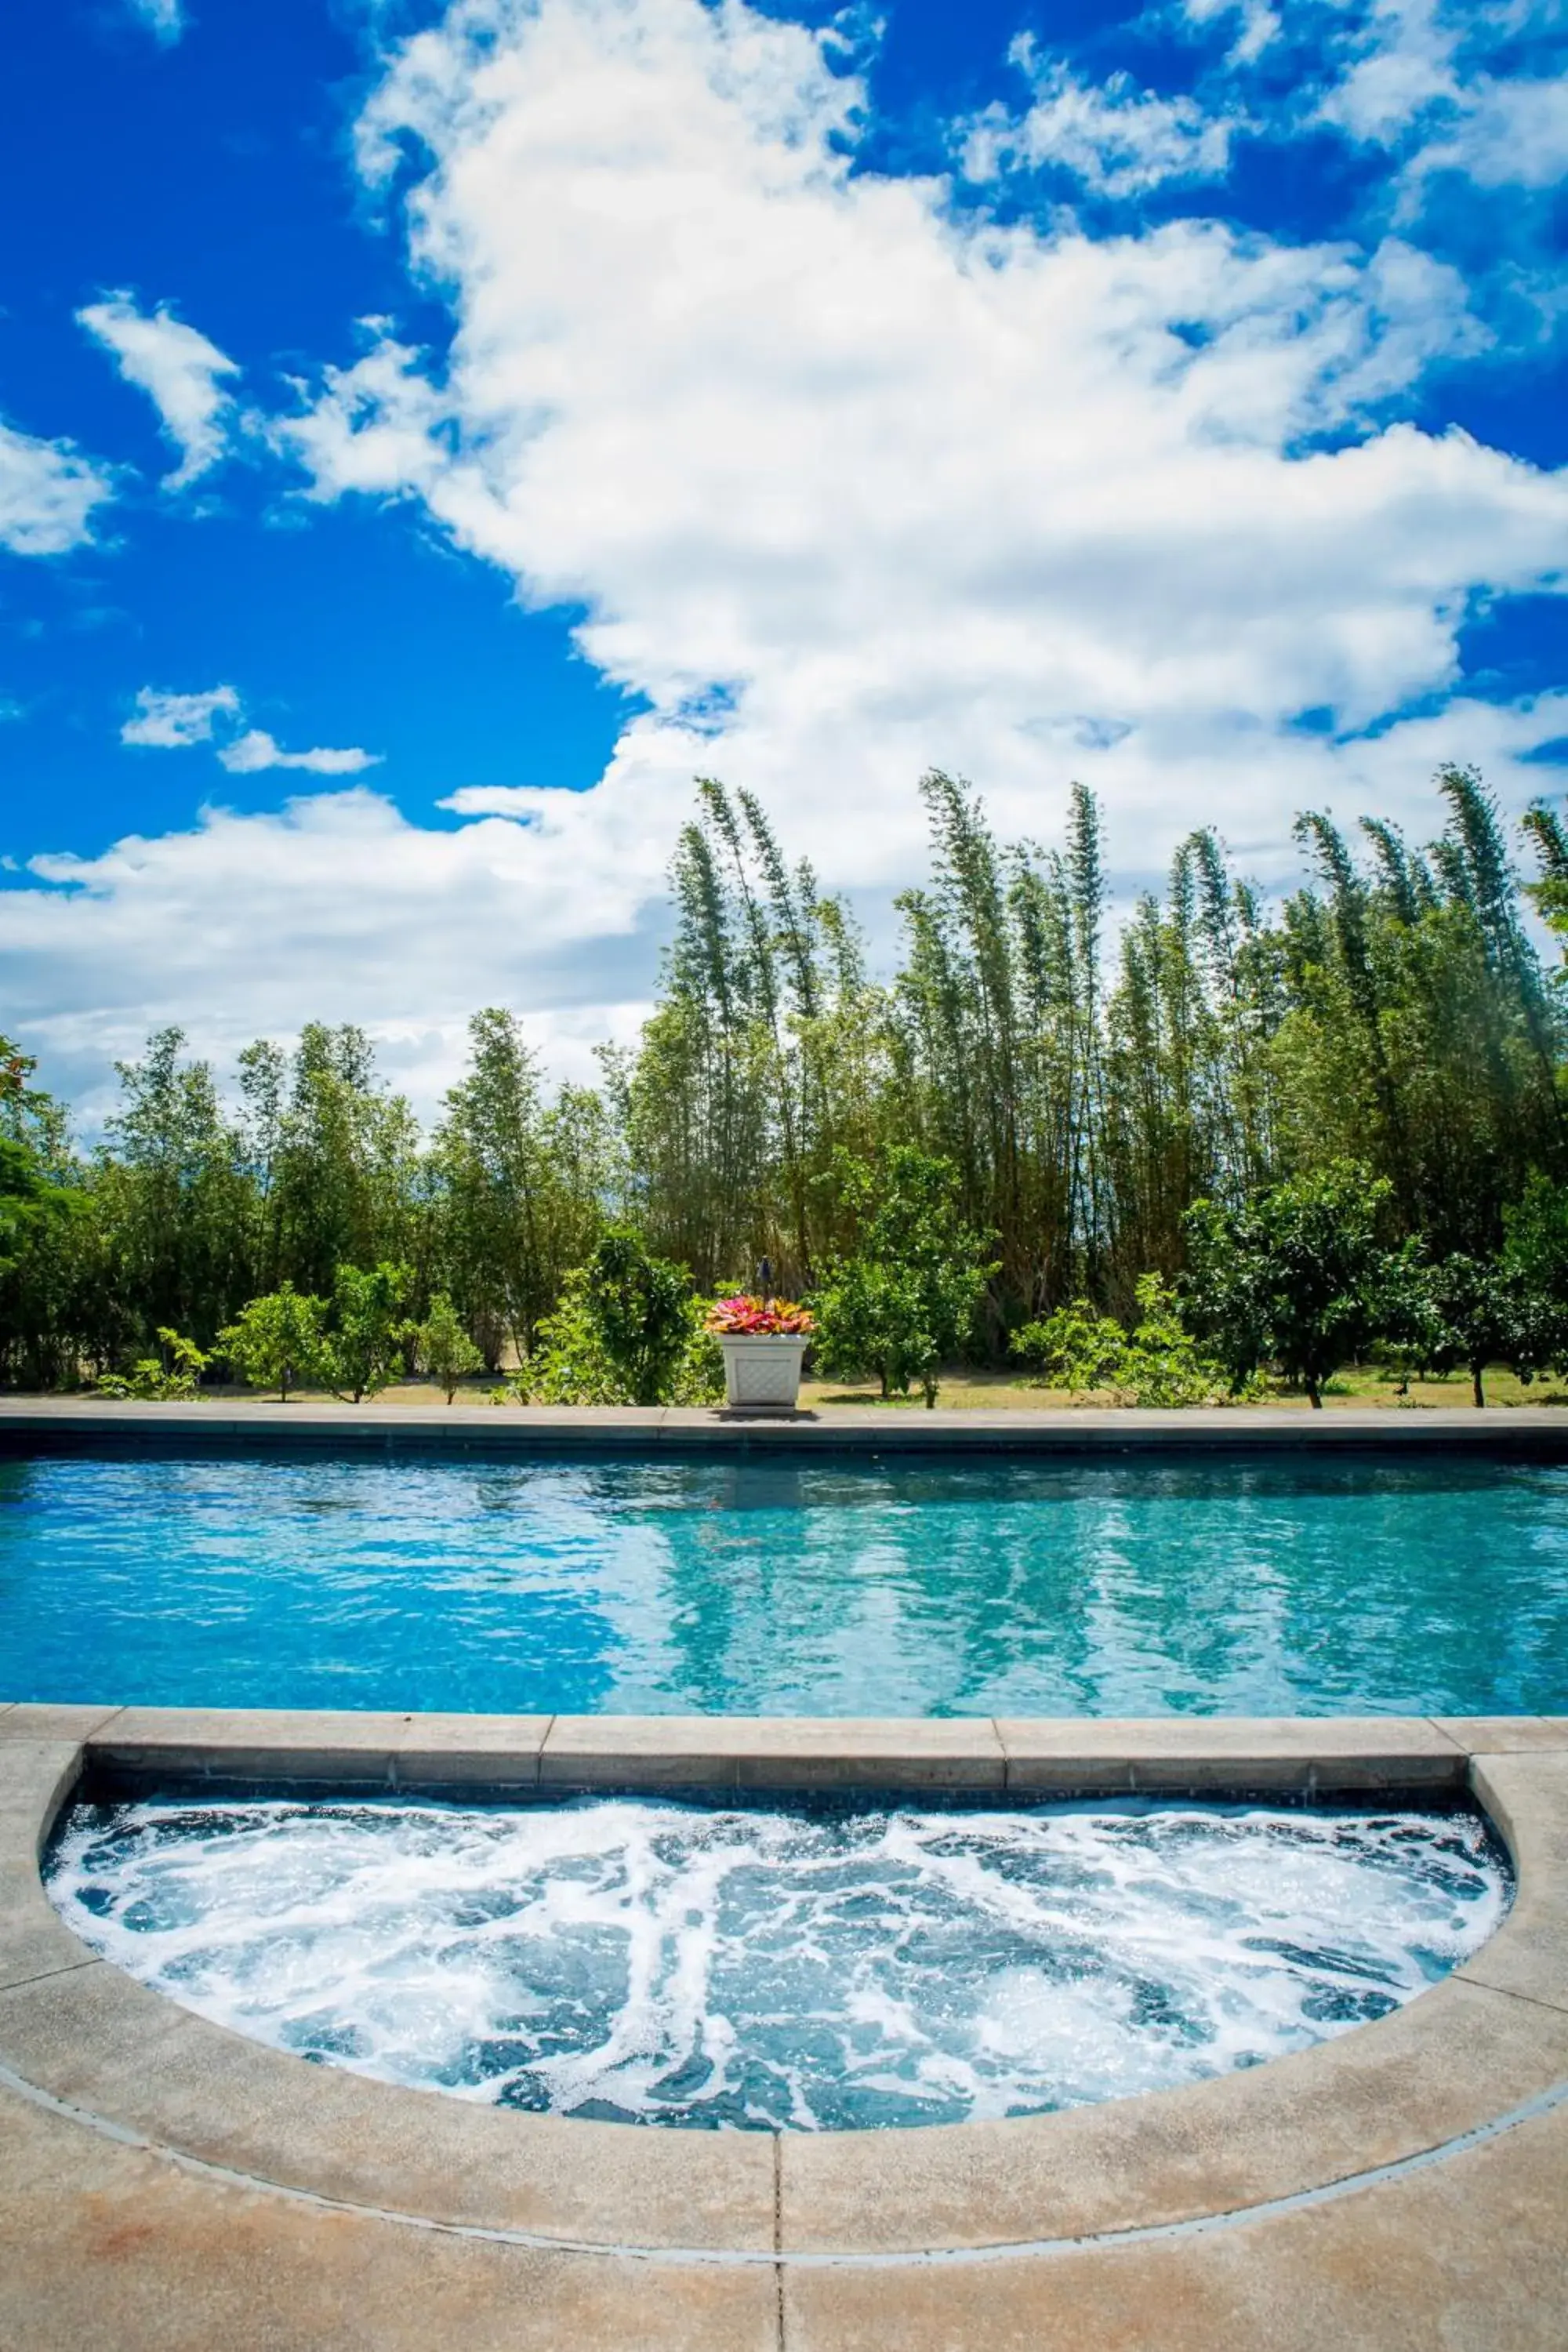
[47,1795,1508,2131]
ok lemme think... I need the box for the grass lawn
[799,1364,1568,1411]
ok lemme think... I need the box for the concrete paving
[5,1393,1568,1458]
[0,1713,1565,2347]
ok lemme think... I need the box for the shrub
[217,1286,328,1402]
[1011,1277,1232,1406]
[408,1291,484,1403]
[506,1270,722,1406]
[582,1228,695,1406]
[325,1261,413,1403]
[1184,1161,1404,1407]
[810,1145,996,1406]
[96,1327,209,1402]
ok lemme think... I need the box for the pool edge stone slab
[539,1714,1007,1791]
[2,1714,1566,2266]
[994,1715,1468,1797]
[8,1396,1568,1461]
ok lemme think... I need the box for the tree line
[5,761,1568,1400]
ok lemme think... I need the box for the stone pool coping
[6,1395,1568,1457]
[2,1704,1566,2269]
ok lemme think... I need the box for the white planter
[717,1333,809,1409]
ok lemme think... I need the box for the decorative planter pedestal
[717,1333,809,1409]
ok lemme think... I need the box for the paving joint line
[0,1956,102,1997]
[771,2131,786,2347]
[0,2055,1564,2271]
[1454,1967,1568,2020]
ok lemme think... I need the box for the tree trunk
[1306,1378,1323,1409]
[1472,1362,1486,1409]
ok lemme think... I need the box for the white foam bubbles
[46,1796,1508,2130]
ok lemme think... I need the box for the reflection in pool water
[3,1450,1568,1715]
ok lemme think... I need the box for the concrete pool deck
[0,1710,1565,2348]
[7,1393,1568,1457]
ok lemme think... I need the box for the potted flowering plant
[705,1289,815,1408]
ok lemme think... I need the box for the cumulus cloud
[278,0,1563,837]
[2,788,660,1120]
[121,683,378,773]
[1398,71,1568,196]
[78,294,238,488]
[9,0,1568,1110]
[0,417,116,555]
[121,685,241,749]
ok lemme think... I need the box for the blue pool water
[3,1449,1567,1717]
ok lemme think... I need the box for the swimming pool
[5,1448,1567,1716]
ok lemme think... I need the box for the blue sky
[2,0,1566,1115]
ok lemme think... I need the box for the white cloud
[78,293,238,489]
[8,0,1568,1111]
[0,417,116,555]
[217,728,382,775]
[121,685,241,749]
[963,41,1238,194]
[1405,72,1568,193]
[126,0,184,45]
[120,683,378,772]
[2,788,661,1119]
[282,0,1562,775]
[1311,1,1568,201]
[1318,0,1457,147]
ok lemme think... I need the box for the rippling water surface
[47,1795,1508,2129]
[3,1450,1568,1714]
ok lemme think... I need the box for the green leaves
[506,1232,720,1406]
[96,1327,209,1402]
[810,1145,996,1406]
[514,1272,721,1407]
[1011,1276,1232,1406]
[577,1229,695,1408]
[325,1261,413,1403]
[216,1284,329,1402]
[1184,1161,1400,1406]
[407,1291,483,1404]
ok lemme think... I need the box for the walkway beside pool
[5,1394,1568,1456]
[1,1708,1566,2350]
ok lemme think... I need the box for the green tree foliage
[1502,1174,1568,1304]
[97,1329,209,1401]
[1011,1276,1232,1406]
[7,766,1568,1403]
[408,1290,483,1403]
[217,1284,329,1402]
[263,1025,423,1297]
[1184,1162,1407,1406]
[514,1274,722,1406]
[429,1010,610,1370]
[572,1228,695,1407]
[1418,1253,1556,1410]
[811,1145,996,1405]
[96,1029,255,1351]
[325,1261,413,1403]
[0,1043,93,1388]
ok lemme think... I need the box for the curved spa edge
[0,1708,1564,2265]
